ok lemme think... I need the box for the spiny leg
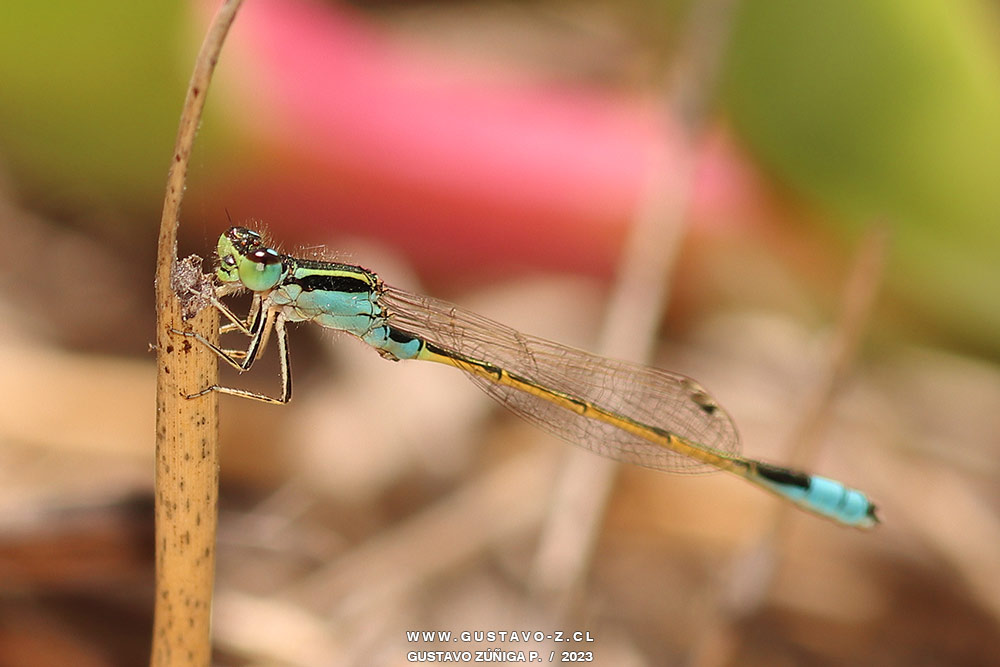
[171,295,270,372]
[170,288,259,361]
[177,281,259,336]
[188,314,292,404]
[212,292,262,336]
[174,328,257,373]
[214,294,266,359]
[172,290,291,402]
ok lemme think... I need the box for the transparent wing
[381,286,741,473]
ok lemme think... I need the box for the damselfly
[175,227,879,528]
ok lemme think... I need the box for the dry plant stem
[152,1,243,665]
[784,224,890,469]
[529,0,740,609]
[528,148,689,607]
[689,223,890,667]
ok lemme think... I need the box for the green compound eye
[238,247,283,291]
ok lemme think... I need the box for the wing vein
[380,286,740,473]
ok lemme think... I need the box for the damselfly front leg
[173,292,293,404]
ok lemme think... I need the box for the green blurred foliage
[723,0,1000,354]
[0,1,188,215]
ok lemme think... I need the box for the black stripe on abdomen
[755,462,811,489]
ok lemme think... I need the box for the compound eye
[251,248,282,265]
[239,247,284,291]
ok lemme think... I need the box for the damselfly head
[216,227,284,292]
